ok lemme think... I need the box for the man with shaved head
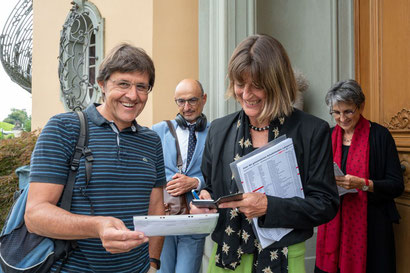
[152,79,209,273]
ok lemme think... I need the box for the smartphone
[191,193,243,209]
[216,192,243,204]
[191,199,218,209]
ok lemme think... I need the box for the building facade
[24,0,410,272]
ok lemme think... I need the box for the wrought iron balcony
[0,0,32,93]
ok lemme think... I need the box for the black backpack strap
[165,120,183,174]
[54,111,92,273]
[60,111,93,212]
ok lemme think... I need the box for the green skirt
[207,241,306,273]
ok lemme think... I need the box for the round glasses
[174,97,201,107]
[329,107,357,119]
[109,79,152,94]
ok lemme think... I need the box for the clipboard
[227,136,304,249]
[133,214,219,236]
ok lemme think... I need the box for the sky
[0,0,32,121]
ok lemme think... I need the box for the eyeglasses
[329,107,357,118]
[174,97,201,107]
[109,79,152,94]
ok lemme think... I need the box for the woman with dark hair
[191,34,339,273]
[315,79,404,273]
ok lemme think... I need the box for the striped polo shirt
[29,104,166,273]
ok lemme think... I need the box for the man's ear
[98,80,106,101]
[359,101,366,113]
[98,80,105,91]
[202,93,207,105]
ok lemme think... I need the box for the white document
[230,137,304,249]
[333,162,358,196]
[133,214,219,236]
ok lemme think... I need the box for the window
[58,0,104,111]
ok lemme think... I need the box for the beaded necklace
[248,123,270,131]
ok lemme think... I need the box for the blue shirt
[30,104,166,273]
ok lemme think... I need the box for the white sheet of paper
[337,186,358,196]
[333,162,358,196]
[133,214,219,236]
[233,138,305,248]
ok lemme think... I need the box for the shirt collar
[85,103,139,133]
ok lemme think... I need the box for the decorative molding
[398,152,410,193]
[337,0,355,80]
[354,0,361,83]
[369,0,382,122]
[385,109,410,130]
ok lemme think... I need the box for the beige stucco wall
[31,0,71,130]
[32,0,198,129]
[152,0,199,124]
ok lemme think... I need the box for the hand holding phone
[191,192,243,209]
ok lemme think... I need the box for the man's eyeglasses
[175,97,201,107]
[109,79,152,94]
[329,107,357,118]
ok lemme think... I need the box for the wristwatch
[150,258,161,270]
[362,178,369,192]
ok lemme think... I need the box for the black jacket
[366,121,403,273]
[202,109,339,248]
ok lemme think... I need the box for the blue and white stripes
[30,105,166,272]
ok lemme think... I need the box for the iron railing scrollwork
[58,0,103,111]
[0,0,33,93]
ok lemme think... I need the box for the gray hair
[325,79,365,110]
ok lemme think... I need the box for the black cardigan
[202,109,339,248]
[316,121,404,273]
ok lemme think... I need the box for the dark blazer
[202,109,339,248]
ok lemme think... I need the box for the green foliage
[0,131,38,228]
[24,117,32,132]
[0,122,14,131]
[0,122,15,140]
[0,134,15,140]
[3,108,31,131]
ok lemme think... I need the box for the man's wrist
[150,257,161,270]
[193,177,201,190]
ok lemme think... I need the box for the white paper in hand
[333,162,358,196]
[133,214,219,236]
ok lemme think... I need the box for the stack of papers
[230,136,304,249]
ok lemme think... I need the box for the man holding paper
[25,43,165,273]
[191,35,339,273]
